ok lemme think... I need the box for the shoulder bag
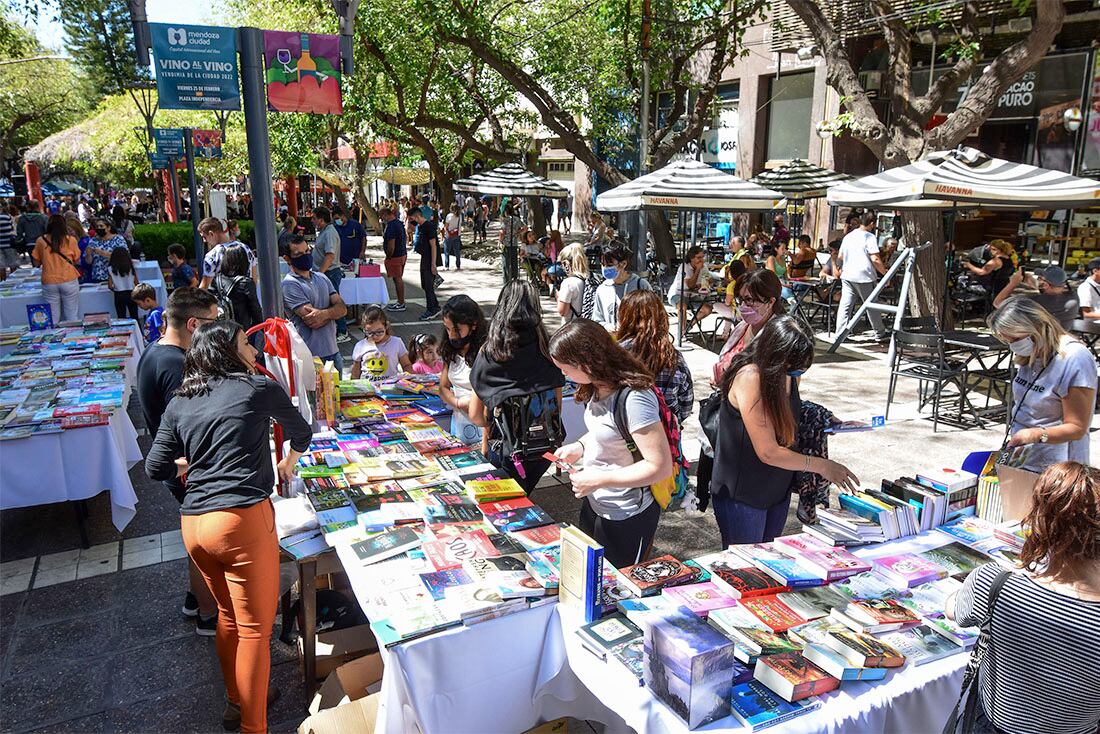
[941,568,1011,734]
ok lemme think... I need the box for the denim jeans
[318,351,344,377]
[444,236,462,269]
[325,268,347,335]
[710,492,791,547]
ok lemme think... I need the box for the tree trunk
[531,197,547,238]
[647,210,675,265]
[900,209,952,328]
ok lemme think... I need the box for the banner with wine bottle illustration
[262,31,344,114]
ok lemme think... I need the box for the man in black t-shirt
[136,287,220,634]
[409,206,440,320]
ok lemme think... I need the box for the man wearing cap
[994,264,1080,330]
[1076,257,1100,322]
[408,205,440,321]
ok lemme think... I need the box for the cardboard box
[298,623,378,680]
[298,693,379,734]
[309,653,384,716]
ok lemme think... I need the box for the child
[167,244,197,289]
[351,305,412,379]
[131,283,164,343]
[108,247,140,320]
[409,333,443,375]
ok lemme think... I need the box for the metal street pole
[636,0,652,271]
[183,128,204,261]
[238,27,282,318]
[167,158,182,223]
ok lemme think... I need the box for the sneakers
[182,591,198,618]
[336,332,352,344]
[433,274,444,287]
[386,302,406,312]
[196,614,217,637]
[222,686,281,732]
[419,309,441,321]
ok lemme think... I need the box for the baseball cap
[1087,257,1100,272]
[1037,265,1067,287]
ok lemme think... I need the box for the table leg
[300,558,318,699]
[73,500,90,549]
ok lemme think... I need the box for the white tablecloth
[0,279,167,328]
[339,276,389,306]
[135,261,162,282]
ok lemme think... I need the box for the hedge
[133,220,256,264]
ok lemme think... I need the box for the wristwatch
[1038,429,1049,444]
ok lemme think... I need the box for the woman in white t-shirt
[550,319,672,568]
[556,244,589,322]
[443,204,463,270]
[439,295,489,444]
[989,296,1097,473]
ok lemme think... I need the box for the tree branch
[912,1,979,121]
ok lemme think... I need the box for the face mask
[1009,337,1034,357]
[787,369,807,378]
[448,334,470,349]
[739,305,768,326]
[602,266,619,280]
[290,252,313,271]
[334,219,344,226]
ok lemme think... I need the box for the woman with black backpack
[213,245,263,347]
[556,243,592,323]
[549,319,672,568]
[469,281,565,494]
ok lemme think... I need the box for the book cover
[421,530,500,570]
[753,652,839,702]
[707,604,772,636]
[509,524,562,550]
[935,515,995,545]
[801,643,888,681]
[796,547,873,581]
[731,543,823,588]
[918,542,992,578]
[59,412,110,429]
[435,449,489,472]
[707,563,789,599]
[306,488,351,513]
[620,555,696,597]
[578,613,643,651]
[350,526,422,565]
[610,638,645,679]
[772,533,830,554]
[896,577,964,617]
[661,582,739,617]
[559,526,604,623]
[525,546,561,589]
[775,585,850,622]
[477,497,535,515]
[873,553,948,588]
[465,477,526,500]
[740,595,808,632]
[488,533,528,556]
[878,624,964,665]
[724,626,801,657]
[843,598,920,628]
[785,617,848,649]
[832,571,907,601]
[924,615,979,648]
[484,505,555,533]
[824,629,906,667]
[730,680,821,731]
[418,568,474,601]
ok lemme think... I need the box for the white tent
[827,146,1100,210]
[454,162,567,198]
[596,159,781,212]
[750,159,851,200]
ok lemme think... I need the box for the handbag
[941,568,1012,734]
[698,389,722,448]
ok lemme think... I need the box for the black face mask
[448,334,470,349]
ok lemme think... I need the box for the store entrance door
[976,120,1033,165]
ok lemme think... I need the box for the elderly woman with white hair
[988,296,1096,473]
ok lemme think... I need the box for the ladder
[826,241,931,358]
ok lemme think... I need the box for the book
[487,532,528,556]
[795,547,873,582]
[723,625,801,659]
[873,553,948,588]
[350,526,423,565]
[801,643,888,681]
[935,515,996,545]
[421,530,499,570]
[832,571,907,601]
[923,615,979,649]
[576,613,643,653]
[610,638,645,679]
[482,504,555,533]
[558,526,604,622]
[753,652,839,703]
[823,629,906,667]
[418,568,473,601]
[740,595,809,633]
[896,577,964,618]
[660,582,739,617]
[60,412,110,429]
[706,603,772,637]
[465,478,526,502]
[775,585,850,622]
[462,555,546,598]
[918,542,992,579]
[785,617,848,649]
[831,598,920,634]
[618,555,696,597]
[697,555,789,599]
[772,533,830,554]
[878,624,965,665]
[525,546,561,589]
[730,680,822,731]
[730,543,823,588]
[434,449,489,472]
[916,466,978,493]
[509,524,562,550]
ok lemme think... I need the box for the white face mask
[1009,337,1034,357]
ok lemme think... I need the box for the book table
[0,270,167,328]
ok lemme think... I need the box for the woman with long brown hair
[616,289,693,425]
[710,316,857,546]
[31,214,82,322]
[948,461,1100,734]
[550,319,672,567]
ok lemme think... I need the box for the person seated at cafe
[820,239,842,281]
[667,245,718,341]
[993,265,1079,331]
[712,260,747,339]
[964,239,1016,297]
[728,235,756,273]
[1076,256,1100,321]
[788,234,817,279]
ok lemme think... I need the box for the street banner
[262,31,343,114]
[191,128,224,159]
[153,128,186,158]
[150,23,241,110]
[149,153,170,170]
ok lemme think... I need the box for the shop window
[765,71,814,161]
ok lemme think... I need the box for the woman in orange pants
[147,321,312,733]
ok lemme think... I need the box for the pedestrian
[616,289,694,426]
[835,211,888,340]
[408,206,440,321]
[557,193,573,232]
[350,305,411,379]
[111,204,134,246]
[555,243,590,323]
[167,244,198,289]
[439,295,489,445]
[17,200,48,256]
[333,206,367,265]
[131,283,164,343]
[145,320,312,734]
[586,212,607,246]
[281,234,348,374]
[771,214,789,249]
[469,281,565,493]
[86,218,129,283]
[0,206,17,279]
[541,196,554,229]
[310,206,350,344]
[947,461,1100,734]
[789,234,817,279]
[988,296,1095,473]
[710,316,857,547]
[444,203,463,270]
[108,246,140,320]
[277,215,298,254]
[667,245,717,340]
[380,206,408,312]
[1077,256,1100,321]
[499,201,526,282]
[135,287,222,635]
[549,319,671,568]
[994,265,1079,331]
[199,217,256,289]
[30,214,81,322]
[476,200,489,243]
[592,242,652,330]
[213,245,263,340]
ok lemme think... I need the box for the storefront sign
[150,23,240,111]
[263,31,343,114]
[153,128,186,158]
[191,129,223,159]
[674,107,738,171]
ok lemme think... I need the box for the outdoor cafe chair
[886,330,977,433]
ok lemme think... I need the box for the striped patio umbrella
[596,159,781,212]
[453,162,567,198]
[750,159,851,200]
[826,146,1100,210]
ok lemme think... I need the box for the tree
[0,12,89,163]
[424,0,768,260]
[784,0,1066,319]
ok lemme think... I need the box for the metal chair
[886,331,976,432]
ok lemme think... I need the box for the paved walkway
[1,227,1094,733]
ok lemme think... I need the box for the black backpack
[489,389,564,468]
[212,274,246,323]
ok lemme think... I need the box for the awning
[454,162,567,198]
[750,159,851,200]
[595,159,781,212]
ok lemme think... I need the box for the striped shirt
[0,213,13,248]
[954,563,1100,734]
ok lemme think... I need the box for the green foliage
[58,0,149,98]
[134,220,255,262]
